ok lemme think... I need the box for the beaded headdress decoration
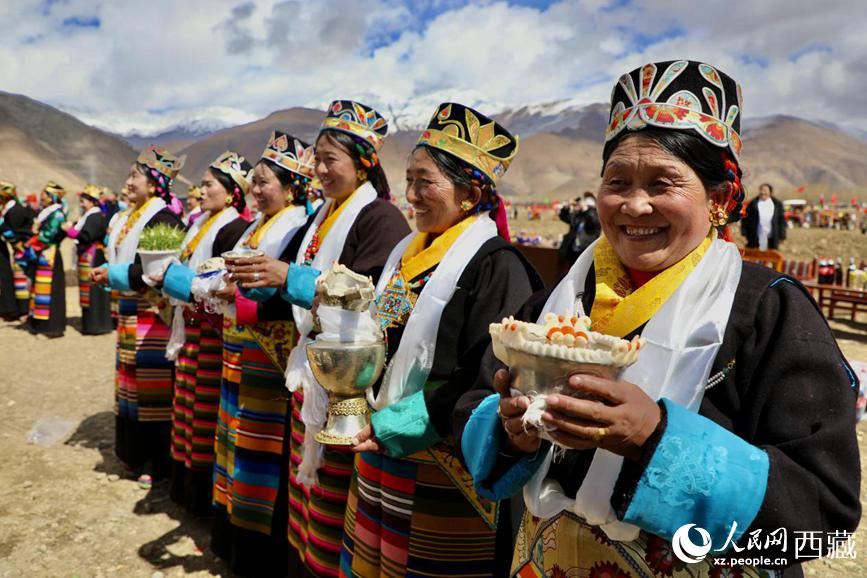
[43,181,66,200]
[210,151,253,194]
[320,100,389,152]
[417,102,519,184]
[261,132,315,180]
[0,181,16,197]
[80,184,101,203]
[605,60,743,162]
[137,145,186,179]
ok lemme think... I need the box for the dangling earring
[225,195,233,205]
[356,169,368,184]
[460,199,474,212]
[709,203,729,227]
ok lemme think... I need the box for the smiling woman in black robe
[455,61,860,578]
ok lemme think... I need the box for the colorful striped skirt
[170,309,223,515]
[78,245,96,309]
[78,245,112,334]
[213,319,294,534]
[287,389,357,577]
[0,246,27,319]
[172,309,223,469]
[27,245,65,335]
[13,258,30,302]
[110,289,120,321]
[29,245,56,321]
[114,292,174,475]
[340,451,499,578]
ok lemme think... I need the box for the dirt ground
[1,227,866,576]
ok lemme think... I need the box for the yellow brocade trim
[404,439,499,530]
[247,205,293,250]
[247,319,297,372]
[180,209,226,262]
[141,287,173,327]
[115,197,159,249]
[401,214,478,282]
[512,510,765,578]
[591,234,712,338]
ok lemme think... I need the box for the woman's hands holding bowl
[227,255,289,289]
[542,374,660,461]
[494,369,660,461]
[494,369,542,454]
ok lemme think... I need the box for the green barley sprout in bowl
[138,223,186,251]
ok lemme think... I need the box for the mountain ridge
[2,91,866,201]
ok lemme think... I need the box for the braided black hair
[136,162,174,204]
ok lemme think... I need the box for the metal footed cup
[306,339,386,445]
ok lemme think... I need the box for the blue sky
[0,0,864,136]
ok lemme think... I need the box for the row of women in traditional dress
[0,180,113,336]
[91,59,859,578]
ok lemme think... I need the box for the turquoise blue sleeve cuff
[281,263,320,309]
[163,262,194,302]
[461,393,547,501]
[621,398,769,550]
[107,264,132,292]
[371,390,441,458]
[239,285,277,302]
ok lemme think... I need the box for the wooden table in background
[802,282,867,321]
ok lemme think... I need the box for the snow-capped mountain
[59,105,260,148]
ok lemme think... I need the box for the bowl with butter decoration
[489,313,644,400]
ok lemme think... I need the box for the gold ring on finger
[592,427,609,442]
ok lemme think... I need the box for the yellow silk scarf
[180,209,226,262]
[247,205,293,249]
[591,234,712,337]
[400,215,479,282]
[115,197,159,248]
[317,187,360,244]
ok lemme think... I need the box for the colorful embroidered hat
[137,145,186,179]
[79,184,101,204]
[210,151,253,194]
[320,100,389,152]
[417,102,519,184]
[605,60,743,161]
[0,181,16,197]
[186,185,203,200]
[43,181,66,200]
[261,131,316,180]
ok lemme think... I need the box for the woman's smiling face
[405,148,469,234]
[597,134,712,272]
[314,133,360,203]
[250,162,288,218]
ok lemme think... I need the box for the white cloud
[1,0,865,136]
